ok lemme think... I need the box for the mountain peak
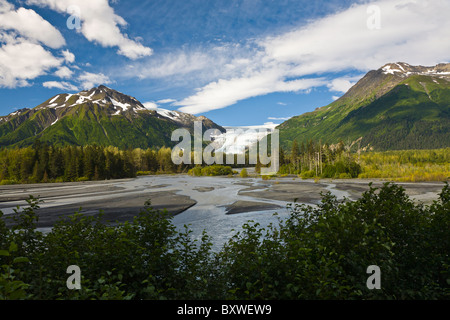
[32,85,146,115]
[379,62,450,78]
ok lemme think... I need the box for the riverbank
[0,175,446,230]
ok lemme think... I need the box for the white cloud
[157,99,176,104]
[0,1,65,49]
[268,116,292,121]
[143,102,158,110]
[129,50,214,79]
[0,41,61,88]
[61,49,75,63]
[176,69,326,114]
[54,66,73,79]
[327,76,363,93]
[26,0,152,59]
[78,71,111,90]
[0,0,67,88]
[0,0,13,13]
[327,79,353,93]
[174,0,450,114]
[118,43,261,90]
[260,0,450,74]
[43,81,78,91]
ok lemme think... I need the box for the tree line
[0,139,448,184]
[0,138,279,184]
[279,139,449,181]
[278,139,363,178]
[0,140,261,184]
[0,140,184,184]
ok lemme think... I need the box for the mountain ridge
[0,85,225,149]
[278,62,450,151]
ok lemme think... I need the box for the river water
[124,175,294,251]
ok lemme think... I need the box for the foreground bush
[219,182,449,299]
[0,183,448,300]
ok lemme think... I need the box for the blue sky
[1,0,449,126]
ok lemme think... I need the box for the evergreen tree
[291,139,300,172]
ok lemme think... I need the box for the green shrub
[0,180,17,186]
[0,243,30,300]
[188,165,233,177]
[300,170,315,179]
[338,173,352,179]
[240,168,249,178]
[136,171,153,176]
[219,182,449,299]
[188,166,203,176]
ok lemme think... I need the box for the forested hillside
[278,63,450,151]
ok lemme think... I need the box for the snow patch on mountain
[382,62,450,79]
[156,108,179,121]
[65,94,74,102]
[49,95,60,104]
[110,98,131,111]
[382,65,403,75]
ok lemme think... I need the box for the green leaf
[13,257,29,264]
[0,250,10,256]
[9,242,18,252]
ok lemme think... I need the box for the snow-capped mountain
[278,62,450,151]
[0,85,225,148]
[381,62,450,78]
[35,85,146,113]
[154,107,222,131]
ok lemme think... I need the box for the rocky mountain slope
[0,85,225,149]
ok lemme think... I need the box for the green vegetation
[1,138,448,184]
[359,148,450,182]
[0,140,255,184]
[0,183,448,299]
[240,168,249,178]
[278,74,450,151]
[278,140,449,181]
[188,164,233,177]
[0,142,190,184]
[278,139,362,179]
